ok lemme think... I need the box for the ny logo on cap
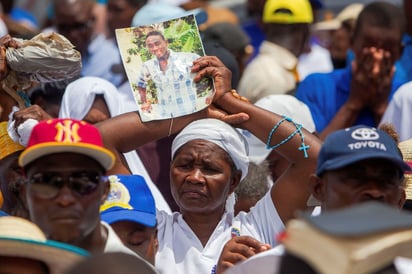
[54,120,81,143]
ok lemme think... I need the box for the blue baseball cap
[100,175,156,228]
[316,125,411,176]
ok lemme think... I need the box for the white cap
[315,3,364,31]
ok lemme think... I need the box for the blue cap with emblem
[100,175,156,228]
[316,125,411,176]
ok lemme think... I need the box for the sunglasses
[28,172,104,199]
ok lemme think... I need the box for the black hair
[146,31,166,41]
[125,0,148,7]
[353,2,405,39]
[1,0,14,14]
[29,78,76,106]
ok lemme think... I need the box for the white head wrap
[171,119,249,181]
[59,76,123,119]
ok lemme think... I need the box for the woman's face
[170,140,240,216]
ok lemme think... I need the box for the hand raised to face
[0,35,21,81]
[349,47,395,114]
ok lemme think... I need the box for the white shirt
[148,0,189,5]
[298,44,333,81]
[0,19,7,37]
[238,41,298,103]
[223,206,321,274]
[379,81,412,142]
[224,246,284,274]
[155,192,284,274]
[118,81,139,113]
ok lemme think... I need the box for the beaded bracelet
[266,116,310,158]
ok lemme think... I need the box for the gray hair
[235,161,271,201]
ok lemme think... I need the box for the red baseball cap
[19,118,115,170]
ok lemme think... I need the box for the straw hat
[0,121,24,161]
[315,3,364,31]
[399,139,412,200]
[0,216,89,274]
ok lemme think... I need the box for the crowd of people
[1,0,412,273]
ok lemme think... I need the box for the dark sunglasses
[28,172,104,199]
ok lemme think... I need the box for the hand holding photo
[116,14,214,121]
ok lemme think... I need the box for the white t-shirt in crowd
[0,19,7,37]
[224,245,284,274]
[155,192,285,274]
[223,206,321,274]
[148,0,189,5]
[298,44,333,81]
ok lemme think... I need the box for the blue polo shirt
[397,33,412,82]
[296,65,406,132]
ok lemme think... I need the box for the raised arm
[97,110,208,174]
[97,56,249,174]
[194,56,322,224]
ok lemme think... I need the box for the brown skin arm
[98,56,250,175]
[12,105,53,128]
[99,110,207,174]
[0,34,20,81]
[194,56,322,224]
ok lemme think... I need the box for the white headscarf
[59,76,123,119]
[171,118,249,181]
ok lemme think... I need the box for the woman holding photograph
[98,56,321,274]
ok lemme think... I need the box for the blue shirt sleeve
[397,33,412,82]
[296,73,335,132]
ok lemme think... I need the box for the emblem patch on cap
[351,127,379,141]
[100,175,132,211]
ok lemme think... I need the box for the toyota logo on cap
[351,128,380,141]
